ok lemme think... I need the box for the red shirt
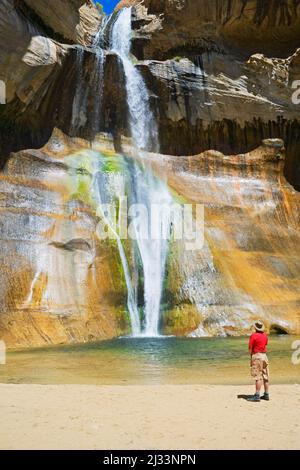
[249,332,268,355]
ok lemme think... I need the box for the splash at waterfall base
[0,129,299,348]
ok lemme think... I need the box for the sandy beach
[0,384,299,450]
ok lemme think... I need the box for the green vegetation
[115,308,131,334]
[94,1,104,14]
[172,56,184,63]
[65,152,94,205]
[102,156,122,173]
[161,305,202,336]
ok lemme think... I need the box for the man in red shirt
[247,320,270,402]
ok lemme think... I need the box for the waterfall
[71,22,107,137]
[92,47,105,136]
[111,7,158,152]
[71,48,87,133]
[91,15,113,135]
[116,237,141,335]
[94,14,111,49]
[110,7,172,337]
[127,164,172,337]
[25,269,42,306]
[70,7,172,337]
[92,170,141,336]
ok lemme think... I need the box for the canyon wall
[132,0,300,59]
[0,0,299,346]
[0,131,130,347]
[128,0,300,189]
[1,0,300,186]
[154,140,300,337]
[1,130,299,347]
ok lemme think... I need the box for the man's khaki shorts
[250,353,269,382]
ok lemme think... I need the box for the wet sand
[0,384,299,450]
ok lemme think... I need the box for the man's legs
[248,357,263,401]
[256,379,263,395]
[261,358,270,400]
[247,380,261,401]
[261,379,270,400]
[264,380,269,394]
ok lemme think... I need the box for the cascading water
[127,164,172,337]
[111,7,158,152]
[69,17,143,335]
[92,168,141,336]
[71,8,172,337]
[94,14,111,49]
[71,20,107,137]
[92,15,113,135]
[110,7,172,337]
[71,48,86,133]
[92,48,105,136]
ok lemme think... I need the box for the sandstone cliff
[1,0,300,186]
[0,130,129,347]
[127,0,300,189]
[0,0,300,347]
[131,0,300,59]
[23,0,102,44]
[1,130,299,347]
[153,140,300,337]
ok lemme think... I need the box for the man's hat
[254,320,265,332]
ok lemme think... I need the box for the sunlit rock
[0,1,300,347]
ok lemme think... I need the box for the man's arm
[249,335,253,355]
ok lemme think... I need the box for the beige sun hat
[254,320,265,332]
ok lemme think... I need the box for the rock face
[1,131,298,347]
[149,140,300,336]
[0,1,109,168]
[1,0,299,187]
[129,0,300,189]
[132,0,300,60]
[138,50,300,189]
[0,131,129,347]
[23,0,102,44]
[0,0,72,164]
[0,0,300,346]
[116,0,140,11]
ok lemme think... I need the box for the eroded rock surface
[128,1,300,188]
[23,0,102,44]
[132,0,300,60]
[0,1,300,346]
[0,1,126,167]
[1,0,299,187]
[144,139,300,336]
[0,131,129,347]
[1,131,299,347]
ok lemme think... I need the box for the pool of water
[0,336,299,385]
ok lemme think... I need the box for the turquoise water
[0,336,299,385]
